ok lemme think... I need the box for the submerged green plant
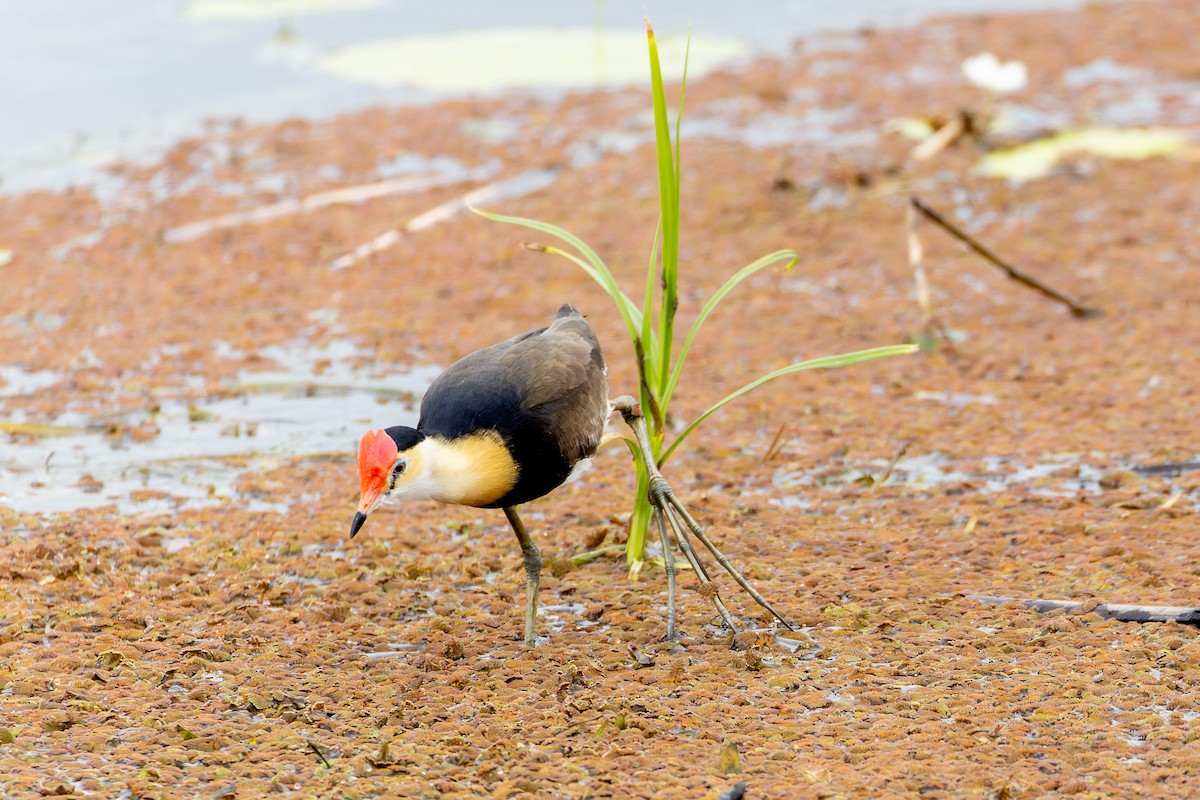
[475,22,915,568]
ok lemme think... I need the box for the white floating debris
[962,52,1028,94]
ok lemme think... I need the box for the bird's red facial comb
[357,429,398,509]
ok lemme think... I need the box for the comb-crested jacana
[351,304,790,644]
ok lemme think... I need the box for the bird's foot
[610,396,794,637]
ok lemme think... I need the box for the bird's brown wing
[497,308,608,463]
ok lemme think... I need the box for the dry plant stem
[906,200,934,330]
[760,423,789,465]
[503,505,541,645]
[971,595,1200,625]
[907,200,958,355]
[910,111,969,161]
[611,395,793,634]
[875,437,914,487]
[931,317,962,357]
[569,543,626,566]
[164,173,464,244]
[327,170,558,270]
[909,196,1102,318]
[305,738,332,769]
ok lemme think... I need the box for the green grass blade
[641,221,662,400]
[618,434,655,566]
[659,344,919,466]
[472,206,643,342]
[674,30,690,206]
[662,249,798,409]
[540,244,643,324]
[647,22,680,400]
[664,29,689,399]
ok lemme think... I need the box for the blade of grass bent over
[662,249,798,409]
[471,208,643,342]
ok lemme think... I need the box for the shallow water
[768,450,1176,504]
[0,340,439,515]
[0,0,1084,193]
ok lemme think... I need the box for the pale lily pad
[0,250,12,267]
[185,0,381,22]
[977,127,1191,182]
[313,28,750,90]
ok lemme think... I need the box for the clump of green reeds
[476,22,915,568]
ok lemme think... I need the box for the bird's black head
[384,425,424,452]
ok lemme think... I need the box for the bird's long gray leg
[610,396,793,633]
[503,505,541,645]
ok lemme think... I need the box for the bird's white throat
[393,432,518,508]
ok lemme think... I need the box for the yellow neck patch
[422,431,518,507]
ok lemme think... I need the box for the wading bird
[351,305,789,644]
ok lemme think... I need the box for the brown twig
[910,111,970,162]
[875,438,914,487]
[909,196,1102,318]
[305,738,332,769]
[759,423,789,465]
[970,595,1200,625]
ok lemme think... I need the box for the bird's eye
[388,460,406,490]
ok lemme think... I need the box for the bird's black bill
[349,511,368,539]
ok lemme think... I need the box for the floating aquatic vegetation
[976,126,1192,181]
[0,340,437,514]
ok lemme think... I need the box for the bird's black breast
[417,306,607,508]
